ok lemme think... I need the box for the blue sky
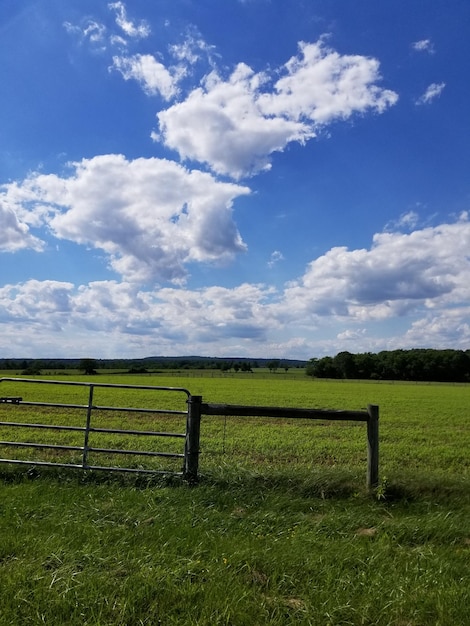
[1,0,470,359]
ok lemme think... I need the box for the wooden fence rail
[184,397,379,489]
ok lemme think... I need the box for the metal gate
[0,378,198,478]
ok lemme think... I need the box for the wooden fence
[185,397,379,489]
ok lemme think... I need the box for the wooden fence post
[366,404,379,489]
[184,395,202,482]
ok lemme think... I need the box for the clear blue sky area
[1,0,469,359]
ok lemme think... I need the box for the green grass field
[0,372,469,625]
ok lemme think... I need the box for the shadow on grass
[199,466,362,499]
[200,470,470,509]
[0,463,468,505]
[0,463,361,500]
[0,464,183,489]
[378,473,470,505]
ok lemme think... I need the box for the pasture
[0,372,469,625]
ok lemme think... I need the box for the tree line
[0,357,304,375]
[306,349,470,383]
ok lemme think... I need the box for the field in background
[0,373,469,625]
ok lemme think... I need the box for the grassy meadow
[0,371,469,625]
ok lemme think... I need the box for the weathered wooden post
[366,404,379,489]
[184,395,202,482]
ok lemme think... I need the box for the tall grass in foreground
[0,374,469,625]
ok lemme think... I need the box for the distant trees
[21,360,43,376]
[230,361,253,373]
[127,365,149,374]
[79,358,98,375]
[0,357,306,373]
[306,349,470,383]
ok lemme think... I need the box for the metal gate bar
[0,378,191,476]
[0,421,185,437]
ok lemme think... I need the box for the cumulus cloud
[153,283,276,342]
[0,279,276,356]
[416,82,446,105]
[0,198,45,252]
[65,17,397,180]
[0,279,270,339]
[2,155,250,284]
[157,63,309,179]
[0,280,72,334]
[261,41,398,122]
[281,215,470,322]
[403,309,470,348]
[156,40,398,179]
[2,215,470,357]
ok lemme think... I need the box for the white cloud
[260,41,398,123]
[106,27,218,100]
[153,283,277,342]
[0,279,276,357]
[156,39,397,179]
[0,280,72,329]
[4,155,250,284]
[112,54,180,99]
[403,309,470,348]
[384,210,419,232]
[64,20,398,180]
[65,3,149,53]
[2,216,470,357]
[268,250,285,268]
[0,196,45,252]
[157,63,309,179]
[412,39,435,54]
[108,2,150,39]
[169,30,217,67]
[64,20,107,46]
[416,82,445,105]
[281,215,470,322]
[336,328,367,341]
